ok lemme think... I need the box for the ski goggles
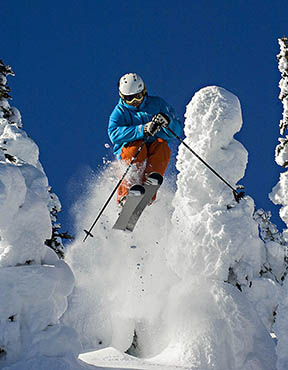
[120,88,146,104]
[124,92,144,103]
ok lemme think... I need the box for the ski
[112,184,145,231]
[125,173,163,232]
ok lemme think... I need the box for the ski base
[113,173,163,232]
[113,184,145,231]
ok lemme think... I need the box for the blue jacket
[108,95,182,157]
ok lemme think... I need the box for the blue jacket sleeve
[108,106,144,145]
[155,98,182,141]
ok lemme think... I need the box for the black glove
[152,112,170,128]
[144,121,161,136]
[144,112,170,137]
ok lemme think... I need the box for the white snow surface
[65,86,276,370]
[79,346,189,369]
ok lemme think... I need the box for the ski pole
[83,139,147,242]
[166,127,244,203]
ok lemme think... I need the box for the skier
[108,73,182,205]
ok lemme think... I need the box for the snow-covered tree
[270,37,288,229]
[45,188,74,259]
[268,37,288,370]
[169,86,263,290]
[0,59,83,369]
[254,209,287,284]
[165,86,276,369]
[278,37,288,138]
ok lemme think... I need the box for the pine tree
[0,59,72,259]
[254,209,287,284]
[270,37,288,235]
[278,37,288,139]
[0,59,80,367]
[270,38,288,370]
[45,188,74,258]
[0,59,18,164]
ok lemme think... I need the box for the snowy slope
[80,347,189,369]
[65,86,276,370]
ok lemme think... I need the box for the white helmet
[118,73,145,96]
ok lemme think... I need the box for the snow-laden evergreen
[169,86,262,285]
[271,37,288,228]
[269,37,288,370]
[0,60,85,369]
[277,37,288,139]
[66,86,277,370]
[251,209,286,331]
[161,86,276,369]
[254,209,287,281]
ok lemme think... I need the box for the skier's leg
[117,140,147,203]
[145,138,171,201]
[145,138,171,176]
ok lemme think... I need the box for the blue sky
[1,1,288,233]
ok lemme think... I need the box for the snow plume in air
[64,162,177,355]
[65,86,277,370]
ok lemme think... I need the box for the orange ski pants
[117,138,171,203]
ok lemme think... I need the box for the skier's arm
[109,122,144,144]
[108,109,145,145]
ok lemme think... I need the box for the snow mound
[152,277,276,370]
[80,346,188,369]
[0,162,52,267]
[0,124,41,168]
[0,262,79,364]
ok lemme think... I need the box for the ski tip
[146,172,163,186]
[129,184,145,195]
